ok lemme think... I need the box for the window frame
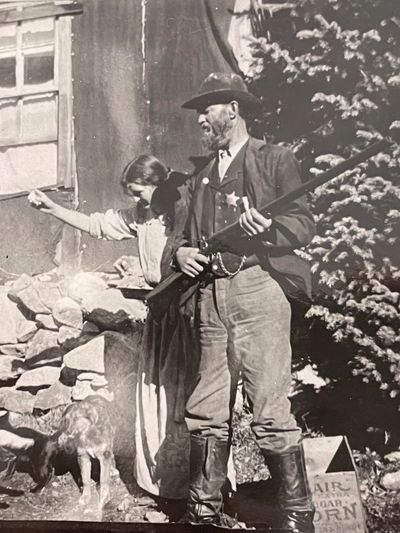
[0,1,82,199]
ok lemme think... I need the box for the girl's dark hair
[120,154,168,192]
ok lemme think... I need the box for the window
[0,2,82,197]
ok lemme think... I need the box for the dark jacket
[172,137,316,305]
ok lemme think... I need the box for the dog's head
[31,434,59,489]
[1,429,60,491]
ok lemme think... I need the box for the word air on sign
[303,436,366,533]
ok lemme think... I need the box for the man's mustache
[200,123,228,153]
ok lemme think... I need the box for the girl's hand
[113,255,137,277]
[28,190,55,213]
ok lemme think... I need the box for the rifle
[146,136,393,311]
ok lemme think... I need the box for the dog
[57,395,116,508]
[0,425,58,492]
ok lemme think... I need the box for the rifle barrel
[146,136,393,307]
[209,137,392,246]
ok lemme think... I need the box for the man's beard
[200,114,233,154]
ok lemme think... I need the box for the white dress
[88,206,191,498]
[88,206,167,285]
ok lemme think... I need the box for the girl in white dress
[28,155,192,499]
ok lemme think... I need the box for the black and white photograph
[0,1,399,532]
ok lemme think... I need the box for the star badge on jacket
[225,191,240,208]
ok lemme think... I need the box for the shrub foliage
[246,0,400,449]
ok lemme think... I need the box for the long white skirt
[134,307,236,499]
[134,308,191,499]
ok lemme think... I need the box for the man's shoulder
[190,155,215,176]
[247,137,295,160]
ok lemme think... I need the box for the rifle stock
[144,270,184,309]
[146,136,393,311]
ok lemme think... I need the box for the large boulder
[16,366,61,390]
[0,387,36,414]
[63,329,141,380]
[34,381,72,410]
[36,314,58,331]
[66,272,108,304]
[57,325,82,346]
[82,288,147,331]
[0,343,26,357]
[0,356,26,382]
[63,335,106,374]
[25,330,63,367]
[71,379,95,401]
[7,274,49,314]
[0,286,31,344]
[17,320,38,343]
[52,297,83,329]
[8,274,63,315]
[381,470,400,491]
[385,451,400,463]
[33,280,64,312]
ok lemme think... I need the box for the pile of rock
[381,451,400,491]
[0,270,147,451]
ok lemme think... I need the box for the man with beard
[172,72,316,531]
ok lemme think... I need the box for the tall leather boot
[186,434,229,525]
[181,435,245,528]
[263,445,315,533]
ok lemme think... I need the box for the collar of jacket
[193,136,267,192]
[189,137,263,241]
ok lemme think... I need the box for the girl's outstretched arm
[28,189,91,234]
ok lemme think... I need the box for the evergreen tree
[246,0,400,449]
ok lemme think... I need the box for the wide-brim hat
[182,72,261,112]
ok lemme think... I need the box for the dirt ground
[2,446,400,531]
[0,455,278,527]
[0,456,185,524]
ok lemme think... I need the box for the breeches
[185,265,301,453]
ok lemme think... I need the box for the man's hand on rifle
[239,207,272,236]
[176,247,209,278]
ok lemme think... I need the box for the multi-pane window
[0,4,77,197]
